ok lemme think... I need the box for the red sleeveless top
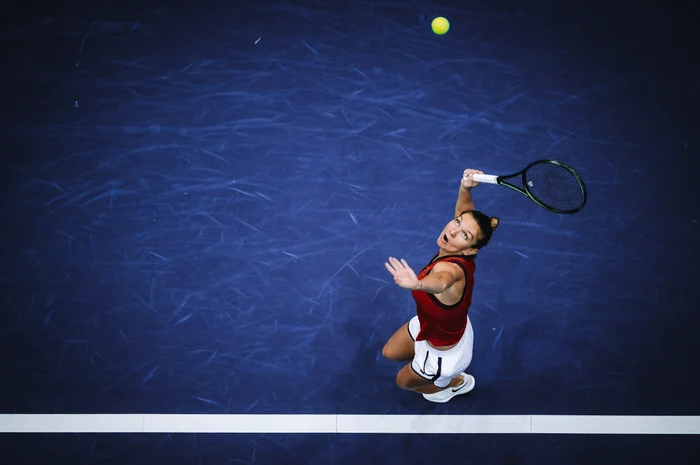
[410,253,476,346]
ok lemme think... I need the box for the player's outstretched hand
[385,257,421,290]
[461,169,484,190]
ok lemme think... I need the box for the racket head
[520,160,587,214]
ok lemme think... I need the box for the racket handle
[470,173,499,184]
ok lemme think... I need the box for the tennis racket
[467,160,587,214]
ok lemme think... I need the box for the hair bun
[490,217,500,229]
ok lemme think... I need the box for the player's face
[437,213,479,255]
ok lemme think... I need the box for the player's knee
[381,343,392,360]
[395,370,418,390]
[382,343,401,361]
[395,374,409,390]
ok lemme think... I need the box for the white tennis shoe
[422,373,475,403]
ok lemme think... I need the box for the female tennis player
[382,169,499,403]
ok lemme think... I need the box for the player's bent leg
[381,321,415,362]
[395,363,436,390]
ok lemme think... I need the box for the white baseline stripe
[1,415,699,434]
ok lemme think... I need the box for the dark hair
[460,210,499,249]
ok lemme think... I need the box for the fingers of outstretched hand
[388,257,404,269]
[384,261,396,275]
[387,257,413,279]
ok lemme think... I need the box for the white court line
[1,415,699,434]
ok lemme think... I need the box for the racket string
[524,163,585,212]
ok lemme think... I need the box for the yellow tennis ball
[431,16,450,35]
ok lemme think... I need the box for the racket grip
[470,174,499,184]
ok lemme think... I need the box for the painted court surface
[1,0,699,463]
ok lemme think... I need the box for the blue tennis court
[2,0,699,463]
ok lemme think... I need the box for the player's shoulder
[431,259,465,281]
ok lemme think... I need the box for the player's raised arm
[455,169,483,217]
